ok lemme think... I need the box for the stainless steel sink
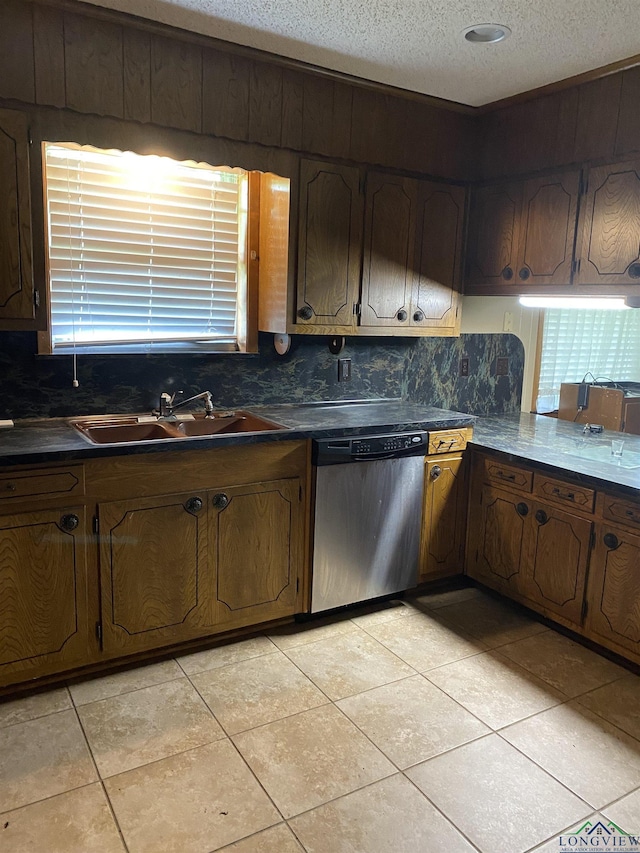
[72,412,287,444]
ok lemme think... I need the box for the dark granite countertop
[472,413,640,497]
[0,399,475,467]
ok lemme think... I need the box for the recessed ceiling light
[462,23,511,44]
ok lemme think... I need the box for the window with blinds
[536,307,640,412]
[42,142,249,354]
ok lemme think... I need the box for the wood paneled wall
[480,66,640,180]
[0,0,478,181]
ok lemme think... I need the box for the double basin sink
[72,411,287,445]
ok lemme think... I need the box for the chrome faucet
[157,390,215,419]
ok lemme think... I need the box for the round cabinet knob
[413,311,424,322]
[628,262,640,279]
[60,513,79,531]
[430,465,442,480]
[603,532,620,550]
[185,496,203,514]
[212,493,229,510]
[502,266,514,281]
[535,509,548,525]
[396,309,408,322]
[297,306,313,320]
[519,267,530,281]
[516,502,529,517]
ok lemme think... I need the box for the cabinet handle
[518,267,530,281]
[535,509,548,525]
[3,482,16,492]
[396,309,408,322]
[185,496,203,514]
[628,262,640,279]
[413,311,424,322]
[625,508,640,522]
[212,493,229,510]
[60,513,79,531]
[552,486,574,501]
[297,306,313,320]
[502,266,513,281]
[497,471,516,482]
[430,465,442,480]
[603,532,620,550]
[516,502,529,517]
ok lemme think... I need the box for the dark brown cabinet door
[0,506,88,685]
[586,523,640,655]
[0,107,34,322]
[296,159,362,329]
[524,502,591,625]
[211,478,302,630]
[466,182,522,290]
[420,454,467,580]
[361,172,417,328]
[576,158,640,287]
[99,492,213,654]
[516,170,581,286]
[412,181,464,331]
[467,484,529,595]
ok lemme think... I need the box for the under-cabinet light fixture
[519,296,630,310]
[462,24,511,44]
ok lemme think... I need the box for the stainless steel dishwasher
[311,431,428,613]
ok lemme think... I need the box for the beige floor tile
[411,585,484,610]
[337,674,488,768]
[284,631,414,700]
[407,734,589,853]
[502,702,640,809]
[362,611,486,671]
[577,674,640,740]
[79,678,224,778]
[349,598,417,627]
[233,704,395,818]
[0,783,125,853]
[191,652,327,735]
[177,636,277,677]
[218,823,304,852]
[290,774,476,853]
[268,616,359,651]
[0,709,97,813]
[527,814,608,852]
[69,659,184,706]
[105,739,279,853]
[426,650,565,729]
[498,630,627,698]
[437,595,548,648]
[0,687,71,729]
[603,789,640,835]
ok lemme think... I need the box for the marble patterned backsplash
[0,331,523,419]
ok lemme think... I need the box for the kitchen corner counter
[0,400,476,467]
[472,413,640,496]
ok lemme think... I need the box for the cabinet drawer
[0,466,85,503]
[427,428,472,455]
[600,493,640,530]
[482,458,533,492]
[533,474,594,513]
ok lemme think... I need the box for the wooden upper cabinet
[516,170,580,286]
[575,158,640,287]
[296,159,362,330]
[412,181,464,331]
[361,172,417,328]
[0,107,34,324]
[465,182,522,289]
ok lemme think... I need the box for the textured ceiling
[80,0,640,106]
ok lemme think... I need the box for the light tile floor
[1,586,639,853]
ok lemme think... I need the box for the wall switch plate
[338,358,352,382]
[459,357,470,377]
[503,312,514,332]
[496,357,509,376]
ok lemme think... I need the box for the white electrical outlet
[503,311,514,332]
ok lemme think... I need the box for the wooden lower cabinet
[586,522,640,656]
[0,505,89,682]
[420,454,467,580]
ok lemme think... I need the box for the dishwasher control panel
[314,431,428,464]
[352,434,424,455]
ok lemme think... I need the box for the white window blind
[537,308,640,412]
[43,143,248,354]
